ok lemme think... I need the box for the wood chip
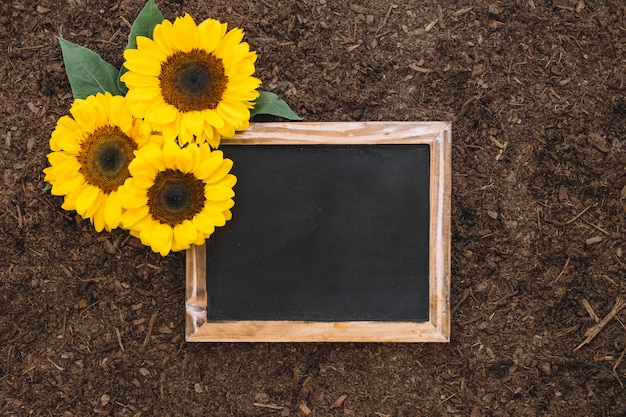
[349,4,371,14]
[408,64,432,73]
[331,394,347,409]
[298,403,312,415]
[453,6,473,17]
[585,236,603,245]
[424,19,438,32]
[157,326,172,334]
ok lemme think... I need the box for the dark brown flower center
[147,169,206,225]
[78,125,137,193]
[159,49,228,112]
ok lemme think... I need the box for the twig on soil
[453,6,473,17]
[452,288,472,315]
[114,327,125,352]
[253,403,284,410]
[455,94,482,121]
[609,250,626,271]
[544,205,593,227]
[581,299,601,323]
[555,324,579,338]
[46,357,65,371]
[375,4,397,34]
[575,297,626,352]
[552,256,571,283]
[580,219,610,235]
[143,310,159,349]
[613,346,626,388]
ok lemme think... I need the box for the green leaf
[58,37,124,99]
[118,0,164,93]
[125,0,163,50]
[251,91,302,120]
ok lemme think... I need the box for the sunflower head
[121,13,261,147]
[43,92,161,232]
[119,141,236,256]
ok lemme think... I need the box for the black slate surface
[206,144,430,322]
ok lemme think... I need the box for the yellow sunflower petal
[119,189,148,210]
[216,122,236,138]
[220,173,237,189]
[44,155,81,178]
[194,152,224,179]
[192,212,215,235]
[199,109,224,129]
[176,145,194,173]
[205,158,233,183]
[149,103,179,125]
[173,219,198,249]
[61,188,81,211]
[121,70,160,87]
[215,27,245,57]
[162,140,181,168]
[51,175,84,196]
[75,185,101,216]
[217,100,250,121]
[171,14,199,52]
[203,125,222,148]
[204,185,235,201]
[50,127,83,153]
[197,18,225,52]
[132,142,165,173]
[123,49,162,76]
[70,100,98,133]
[136,35,168,62]
[181,111,205,137]
[84,190,105,219]
[152,223,174,256]
[50,118,83,151]
[208,211,226,227]
[103,191,122,230]
[161,118,181,143]
[92,204,107,232]
[126,86,162,102]
[120,206,150,228]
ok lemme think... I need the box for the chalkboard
[186,122,451,342]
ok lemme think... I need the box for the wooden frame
[186,121,451,342]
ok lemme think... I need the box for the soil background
[1,0,626,416]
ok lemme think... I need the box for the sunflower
[121,13,261,148]
[44,92,161,232]
[118,141,236,255]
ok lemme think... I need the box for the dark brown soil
[2,0,626,416]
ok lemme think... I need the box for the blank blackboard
[185,122,451,342]
[207,144,430,322]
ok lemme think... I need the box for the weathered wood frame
[185,121,451,342]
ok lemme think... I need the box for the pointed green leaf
[118,0,164,92]
[251,91,302,120]
[58,37,124,99]
[125,0,163,50]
